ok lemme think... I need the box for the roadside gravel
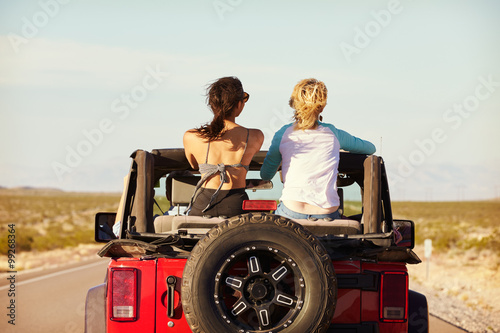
[411,281,499,333]
[409,246,500,333]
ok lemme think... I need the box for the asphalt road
[0,258,108,333]
[0,259,468,333]
[429,315,468,333]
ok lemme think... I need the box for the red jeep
[85,149,428,333]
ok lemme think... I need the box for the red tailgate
[155,258,191,332]
[332,261,362,323]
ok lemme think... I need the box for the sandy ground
[409,245,500,333]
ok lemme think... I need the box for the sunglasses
[242,92,250,103]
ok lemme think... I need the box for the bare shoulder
[248,128,264,150]
[184,128,199,136]
[183,129,200,143]
[248,128,264,143]
[183,129,203,168]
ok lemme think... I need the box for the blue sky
[1,0,499,201]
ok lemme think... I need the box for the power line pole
[425,187,433,202]
[457,185,464,201]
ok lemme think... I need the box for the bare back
[183,125,263,190]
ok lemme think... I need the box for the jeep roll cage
[118,149,390,235]
[94,149,419,263]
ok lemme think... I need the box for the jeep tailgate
[156,258,191,332]
[333,261,362,323]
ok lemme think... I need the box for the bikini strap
[205,141,211,163]
[239,129,250,163]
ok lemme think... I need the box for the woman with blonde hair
[260,78,375,220]
[184,76,264,217]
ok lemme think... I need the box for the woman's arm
[248,128,265,153]
[260,124,290,180]
[323,123,376,154]
[337,128,376,154]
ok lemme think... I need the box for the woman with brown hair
[184,76,264,217]
[260,78,376,220]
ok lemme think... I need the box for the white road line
[0,260,107,291]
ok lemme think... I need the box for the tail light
[242,200,277,211]
[380,271,408,322]
[110,268,138,321]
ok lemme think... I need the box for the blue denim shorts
[274,202,341,221]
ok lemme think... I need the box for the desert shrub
[29,224,94,251]
[458,227,500,252]
[0,190,120,254]
[0,231,11,254]
[0,226,38,254]
[343,200,362,217]
[153,196,171,216]
[392,201,500,253]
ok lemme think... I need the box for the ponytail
[289,78,328,130]
[196,76,244,140]
[197,111,226,141]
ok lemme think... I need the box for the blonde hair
[289,78,328,130]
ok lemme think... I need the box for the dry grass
[0,188,120,257]
[392,201,500,259]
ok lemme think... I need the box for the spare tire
[181,213,337,333]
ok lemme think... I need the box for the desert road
[0,258,466,332]
[0,258,108,333]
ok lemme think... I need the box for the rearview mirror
[393,219,415,249]
[95,212,117,243]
